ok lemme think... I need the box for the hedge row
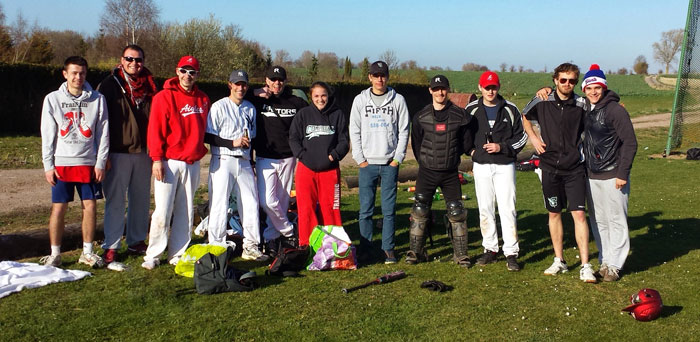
[0,63,433,136]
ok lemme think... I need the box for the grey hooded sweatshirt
[41,81,109,171]
[349,87,410,165]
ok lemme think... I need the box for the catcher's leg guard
[406,193,431,264]
[446,200,471,267]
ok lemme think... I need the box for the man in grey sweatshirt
[40,56,109,268]
[349,61,410,264]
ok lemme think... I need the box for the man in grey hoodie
[349,61,410,264]
[40,56,109,268]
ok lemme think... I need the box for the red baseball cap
[479,71,500,88]
[177,55,200,71]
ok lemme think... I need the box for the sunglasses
[122,56,144,63]
[269,78,284,82]
[178,68,199,76]
[558,78,578,85]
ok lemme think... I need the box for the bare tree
[295,50,314,69]
[378,49,398,70]
[633,55,649,75]
[100,0,160,45]
[273,49,291,67]
[499,62,507,72]
[518,65,524,73]
[400,60,420,70]
[462,62,487,71]
[653,29,684,74]
[617,67,628,75]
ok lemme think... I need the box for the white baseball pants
[257,156,296,241]
[473,162,519,256]
[208,155,260,248]
[144,159,200,263]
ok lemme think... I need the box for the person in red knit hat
[142,56,210,270]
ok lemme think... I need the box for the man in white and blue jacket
[349,61,410,264]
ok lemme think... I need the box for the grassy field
[1,127,698,341]
[287,68,674,118]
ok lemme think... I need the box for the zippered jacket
[96,67,156,154]
[522,92,586,174]
[349,87,410,165]
[41,82,109,171]
[583,90,637,180]
[147,77,209,164]
[289,95,349,172]
[465,94,528,164]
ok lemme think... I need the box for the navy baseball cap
[229,70,249,84]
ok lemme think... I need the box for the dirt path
[0,113,671,216]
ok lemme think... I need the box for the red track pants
[295,162,342,245]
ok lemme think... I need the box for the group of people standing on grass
[39,44,637,283]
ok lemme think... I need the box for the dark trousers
[415,167,462,202]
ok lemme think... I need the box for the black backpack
[194,247,257,294]
[267,245,310,277]
[687,148,700,160]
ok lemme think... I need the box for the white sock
[83,242,93,255]
[51,245,61,257]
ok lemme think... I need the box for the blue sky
[1,0,689,73]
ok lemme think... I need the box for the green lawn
[1,127,698,341]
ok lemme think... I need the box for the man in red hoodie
[142,56,210,270]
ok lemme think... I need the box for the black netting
[669,0,700,153]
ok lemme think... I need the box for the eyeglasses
[371,73,387,78]
[178,68,199,76]
[558,78,578,85]
[122,56,144,63]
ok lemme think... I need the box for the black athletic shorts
[540,169,586,213]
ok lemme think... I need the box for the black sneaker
[506,255,520,271]
[265,238,280,259]
[476,251,498,266]
[384,250,397,264]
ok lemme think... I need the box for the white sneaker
[39,255,62,267]
[141,258,160,270]
[169,256,181,266]
[107,261,128,272]
[543,257,568,275]
[78,253,105,268]
[241,245,270,262]
[580,263,597,283]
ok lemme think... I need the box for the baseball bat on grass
[342,271,407,294]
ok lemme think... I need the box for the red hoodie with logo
[147,77,210,163]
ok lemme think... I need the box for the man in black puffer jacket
[289,82,349,247]
[580,64,637,282]
[407,75,474,267]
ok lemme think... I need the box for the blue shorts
[51,179,103,203]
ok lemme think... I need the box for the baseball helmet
[622,288,663,321]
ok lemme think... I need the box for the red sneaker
[127,241,148,255]
[103,249,117,264]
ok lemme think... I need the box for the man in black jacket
[580,64,637,282]
[466,71,527,271]
[522,62,596,283]
[407,75,474,267]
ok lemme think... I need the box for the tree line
[0,1,686,83]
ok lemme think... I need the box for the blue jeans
[358,164,399,252]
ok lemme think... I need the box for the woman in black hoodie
[289,82,349,246]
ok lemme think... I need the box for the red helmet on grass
[622,288,663,322]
